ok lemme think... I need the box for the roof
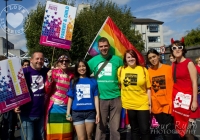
[132,18,164,24]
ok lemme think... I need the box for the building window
[148,24,159,32]
[148,36,160,43]
[131,24,136,30]
[148,47,160,52]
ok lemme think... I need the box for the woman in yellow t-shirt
[147,49,173,140]
[118,49,151,140]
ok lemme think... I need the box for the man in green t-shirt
[88,37,123,140]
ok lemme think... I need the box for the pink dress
[44,68,74,140]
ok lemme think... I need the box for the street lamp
[5,0,22,57]
[142,32,147,52]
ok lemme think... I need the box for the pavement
[14,119,200,140]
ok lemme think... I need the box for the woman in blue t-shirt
[66,59,100,140]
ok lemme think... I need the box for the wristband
[66,114,71,118]
[48,78,52,82]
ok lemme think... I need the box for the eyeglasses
[171,46,183,50]
[59,60,70,63]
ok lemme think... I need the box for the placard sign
[0,58,31,113]
[39,1,77,49]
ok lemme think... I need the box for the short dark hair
[21,59,30,66]
[31,51,44,58]
[123,49,139,68]
[98,37,110,46]
[170,40,187,57]
[0,55,7,61]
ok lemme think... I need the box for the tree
[24,0,144,64]
[70,0,144,61]
[24,0,75,64]
[184,25,200,47]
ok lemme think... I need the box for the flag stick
[17,113,27,140]
[51,47,55,67]
[83,16,110,60]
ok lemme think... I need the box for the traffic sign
[160,46,165,54]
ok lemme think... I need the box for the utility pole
[5,0,22,57]
[5,0,8,57]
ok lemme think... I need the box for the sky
[0,0,199,52]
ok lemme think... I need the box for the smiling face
[77,61,86,77]
[148,53,160,66]
[30,52,44,70]
[98,41,110,57]
[125,52,136,67]
[58,59,70,70]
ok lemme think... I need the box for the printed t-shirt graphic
[67,77,98,110]
[31,75,44,93]
[152,75,166,93]
[123,73,137,87]
[88,55,123,99]
[76,84,90,101]
[98,63,112,78]
[173,92,191,110]
[118,66,151,110]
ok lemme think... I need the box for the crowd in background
[0,36,200,140]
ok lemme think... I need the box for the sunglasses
[171,46,183,50]
[59,60,70,63]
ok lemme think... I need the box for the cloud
[195,18,200,23]
[133,0,190,13]
[175,3,200,16]
[28,0,47,11]
[0,29,27,50]
[136,1,200,23]
[111,0,131,5]
[163,26,175,45]
[163,25,186,45]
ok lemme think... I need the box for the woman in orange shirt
[147,49,173,140]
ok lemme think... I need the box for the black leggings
[154,113,173,140]
[127,110,150,140]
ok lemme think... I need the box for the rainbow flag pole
[84,16,145,65]
[84,17,109,60]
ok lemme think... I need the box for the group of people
[0,36,200,140]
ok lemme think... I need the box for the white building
[0,37,25,57]
[132,18,164,52]
[76,3,91,15]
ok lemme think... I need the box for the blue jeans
[20,115,44,140]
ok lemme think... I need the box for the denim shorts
[72,110,96,125]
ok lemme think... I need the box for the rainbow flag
[88,16,145,65]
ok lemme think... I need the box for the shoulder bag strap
[94,55,112,79]
[173,63,177,83]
